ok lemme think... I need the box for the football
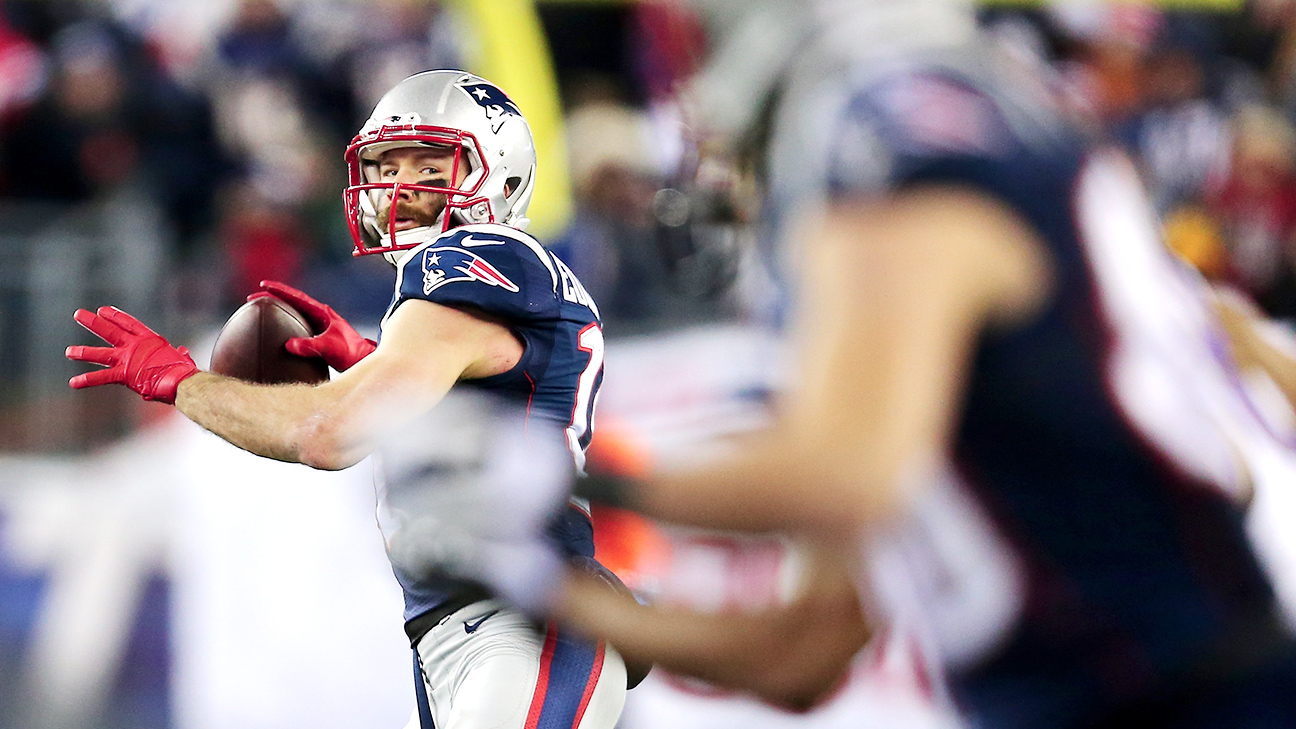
[209,295,330,384]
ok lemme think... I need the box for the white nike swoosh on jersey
[459,235,505,247]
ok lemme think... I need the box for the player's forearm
[559,575,771,695]
[559,563,868,709]
[590,431,902,537]
[648,458,872,536]
[175,372,367,469]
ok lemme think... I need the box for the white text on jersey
[554,257,601,319]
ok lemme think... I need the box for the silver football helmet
[344,70,538,262]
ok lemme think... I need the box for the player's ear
[505,177,520,198]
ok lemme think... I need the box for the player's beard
[376,192,449,234]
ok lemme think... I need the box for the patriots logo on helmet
[456,81,522,133]
[422,246,520,296]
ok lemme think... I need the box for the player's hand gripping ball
[210,294,331,384]
[66,306,200,404]
[252,280,377,372]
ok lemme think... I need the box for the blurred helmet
[344,70,537,263]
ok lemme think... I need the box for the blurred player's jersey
[771,45,1296,727]
[374,223,604,626]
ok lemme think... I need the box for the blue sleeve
[394,228,560,323]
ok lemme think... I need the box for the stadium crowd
[0,0,716,331]
[5,0,1296,439]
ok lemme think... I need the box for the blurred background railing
[0,195,170,452]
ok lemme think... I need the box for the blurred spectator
[211,74,324,203]
[210,0,333,162]
[632,0,706,105]
[1208,105,1296,316]
[343,0,462,113]
[0,11,45,123]
[258,0,465,144]
[0,18,226,248]
[1247,0,1296,106]
[3,21,137,200]
[216,0,299,76]
[218,181,306,304]
[212,0,355,153]
[551,99,680,329]
[1117,48,1232,213]
[205,1,340,306]
[1051,4,1163,124]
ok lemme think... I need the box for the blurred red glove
[253,280,377,372]
[65,306,200,404]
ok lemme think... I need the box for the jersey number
[566,323,604,471]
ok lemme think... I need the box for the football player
[65,71,628,729]
[413,2,1296,728]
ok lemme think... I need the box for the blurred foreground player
[65,70,627,729]
[428,2,1296,728]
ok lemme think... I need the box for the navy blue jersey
[376,223,604,624]
[774,48,1293,728]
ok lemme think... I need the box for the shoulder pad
[385,224,563,326]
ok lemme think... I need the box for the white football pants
[404,598,626,729]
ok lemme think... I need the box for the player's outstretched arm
[556,543,870,711]
[68,298,520,470]
[605,188,1052,536]
[173,299,521,469]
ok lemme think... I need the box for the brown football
[210,295,330,384]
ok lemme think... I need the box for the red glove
[66,306,200,404]
[253,280,377,372]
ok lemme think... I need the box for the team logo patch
[422,246,520,295]
[456,81,521,133]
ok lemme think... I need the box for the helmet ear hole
[505,176,522,198]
